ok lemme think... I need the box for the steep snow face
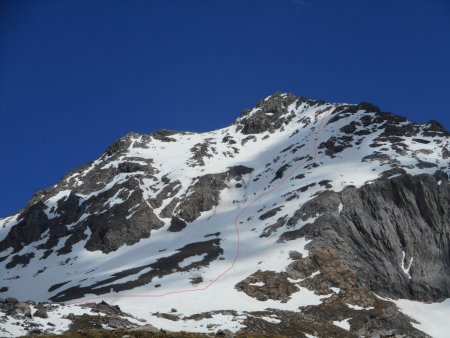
[0,93,449,335]
[393,298,450,338]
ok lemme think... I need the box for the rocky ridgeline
[0,298,150,336]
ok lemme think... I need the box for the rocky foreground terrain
[1,93,449,337]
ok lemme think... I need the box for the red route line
[67,106,334,305]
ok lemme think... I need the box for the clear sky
[1,0,449,217]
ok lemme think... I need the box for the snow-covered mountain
[1,93,449,337]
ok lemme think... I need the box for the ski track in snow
[67,106,335,305]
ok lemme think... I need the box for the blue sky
[1,0,449,217]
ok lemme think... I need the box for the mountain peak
[1,93,449,337]
[234,92,328,135]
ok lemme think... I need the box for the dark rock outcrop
[150,129,179,142]
[235,93,323,135]
[235,270,299,302]
[168,216,187,232]
[33,307,48,318]
[50,239,223,302]
[175,166,253,223]
[0,175,164,255]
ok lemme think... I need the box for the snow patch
[308,270,320,278]
[333,318,351,331]
[304,334,318,338]
[330,287,340,294]
[401,250,414,279]
[261,316,281,324]
[178,254,208,268]
[346,303,374,311]
[394,298,450,338]
[43,190,71,219]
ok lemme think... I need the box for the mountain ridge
[1,92,449,337]
[6,91,447,220]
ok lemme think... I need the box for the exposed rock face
[0,146,161,253]
[0,176,164,255]
[0,159,251,255]
[149,179,182,209]
[235,270,298,302]
[285,249,364,295]
[299,292,427,338]
[234,92,325,135]
[175,165,253,223]
[150,129,179,142]
[235,168,450,337]
[175,173,228,223]
[280,171,450,302]
[188,140,216,166]
[168,216,187,232]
